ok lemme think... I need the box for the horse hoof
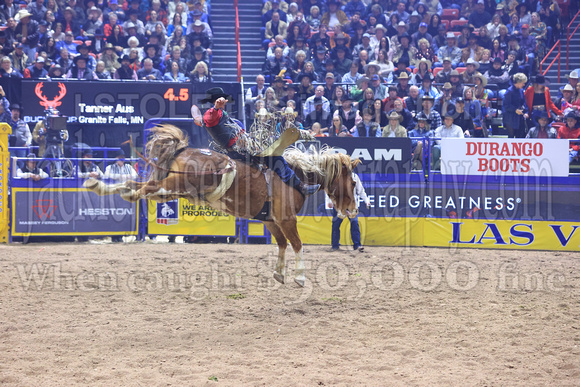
[273,272,285,284]
[294,278,305,287]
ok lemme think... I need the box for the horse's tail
[145,124,190,180]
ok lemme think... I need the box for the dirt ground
[0,240,579,386]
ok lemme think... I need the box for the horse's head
[326,157,361,219]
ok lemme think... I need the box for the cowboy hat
[417,57,432,69]
[356,76,370,87]
[465,58,480,69]
[387,111,403,122]
[443,82,452,90]
[449,69,460,77]
[297,72,315,83]
[532,74,550,85]
[363,63,381,73]
[563,84,575,92]
[374,24,387,33]
[535,110,551,124]
[15,9,33,21]
[421,95,435,102]
[283,107,298,117]
[88,6,102,17]
[473,73,487,87]
[73,55,88,65]
[117,54,135,64]
[255,107,270,117]
[397,72,410,80]
[567,70,579,80]
[199,87,233,104]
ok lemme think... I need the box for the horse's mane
[284,146,355,188]
[145,124,189,180]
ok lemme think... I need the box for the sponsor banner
[148,199,236,236]
[11,188,138,236]
[306,137,412,175]
[300,182,580,222]
[441,138,569,177]
[298,216,580,251]
[0,123,10,243]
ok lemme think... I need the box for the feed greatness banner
[440,138,569,177]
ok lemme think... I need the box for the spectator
[16,153,48,180]
[137,57,163,80]
[304,85,331,117]
[353,33,374,61]
[435,33,461,68]
[556,84,576,114]
[289,11,311,38]
[267,35,290,61]
[304,97,332,131]
[263,86,280,112]
[1,0,18,22]
[503,72,529,138]
[76,149,104,179]
[432,112,465,169]
[263,0,287,25]
[381,111,407,137]
[48,64,64,78]
[83,6,103,39]
[56,31,78,56]
[412,58,432,85]
[104,149,137,182]
[519,24,536,73]
[14,9,40,64]
[75,42,97,71]
[345,0,366,19]
[280,84,303,117]
[305,5,321,31]
[419,74,441,100]
[484,57,509,98]
[334,94,358,132]
[114,55,138,80]
[452,97,476,137]
[104,0,125,24]
[468,0,492,28]
[367,3,387,26]
[524,75,562,124]
[421,95,442,130]
[147,0,168,27]
[434,82,455,116]
[369,98,388,127]
[264,11,288,49]
[526,111,558,139]
[60,7,81,37]
[490,38,505,62]
[23,56,49,79]
[99,43,121,73]
[353,108,380,137]
[558,112,580,163]
[142,43,165,73]
[286,2,299,24]
[9,103,31,165]
[0,56,22,78]
[405,85,421,114]
[262,47,290,83]
[407,12,421,36]
[123,9,145,36]
[328,114,349,136]
[370,74,386,100]
[515,3,532,26]
[391,33,417,67]
[408,112,433,170]
[435,58,453,84]
[321,0,348,29]
[412,22,433,49]
[67,56,97,80]
[95,60,111,79]
[342,59,363,85]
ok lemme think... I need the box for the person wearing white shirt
[303,85,331,118]
[326,173,370,252]
[104,150,138,182]
[76,149,104,179]
[432,113,464,170]
[16,153,48,180]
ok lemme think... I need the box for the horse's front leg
[279,219,305,287]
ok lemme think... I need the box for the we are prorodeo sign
[440,138,570,176]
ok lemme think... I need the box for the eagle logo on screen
[34,82,67,109]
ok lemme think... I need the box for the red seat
[456,67,467,74]
[441,20,449,31]
[441,8,459,21]
[432,67,443,77]
[451,20,468,31]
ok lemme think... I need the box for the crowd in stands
[249,0,580,166]
[0,0,213,81]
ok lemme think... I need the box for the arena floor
[1,241,579,386]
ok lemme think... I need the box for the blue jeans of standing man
[331,209,361,250]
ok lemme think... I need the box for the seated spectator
[107,24,125,53]
[267,35,290,61]
[104,149,138,183]
[487,14,502,40]
[164,45,187,74]
[305,5,321,31]
[372,49,394,79]
[407,112,434,170]
[167,12,186,37]
[95,61,112,79]
[23,57,49,79]
[556,84,577,114]
[264,12,288,50]
[391,33,417,67]
[334,46,354,78]
[421,95,442,131]
[526,111,558,139]
[462,58,481,84]
[342,59,363,84]
[415,38,436,65]
[477,25,493,50]
[289,49,307,81]
[353,33,375,61]
[137,58,163,80]
[515,3,532,26]
[287,24,304,49]
[329,115,350,137]
[296,72,315,102]
[16,153,48,180]
[123,9,145,36]
[370,24,389,54]
[166,25,186,50]
[288,36,309,64]
[432,113,465,169]
[76,149,104,179]
[435,58,453,84]
[484,57,510,99]
[382,86,401,112]
[334,94,358,132]
[367,3,387,27]
[357,50,371,74]
[187,45,209,74]
[48,64,64,78]
[461,34,483,65]
[100,43,121,74]
[90,29,108,56]
[288,11,311,38]
[407,12,421,37]
[304,97,332,131]
[61,7,81,38]
[83,6,103,39]
[463,87,486,134]
[452,97,476,137]
[427,13,443,38]
[263,0,287,25]
[434,83,455,117]
[468,1,492,28]
[490,38,505,62]
[321,0,348,29]
[411,58,432,85]
[457,24,473,49]
[412,22,434,49]
[369,98,388,127]
[370,74,387,100]
[128,48,142,71]
[279,83,303,117]
[104,0,125,24]
[146,0,168,28]
[286,2,300,24]
[310,24,330,51]
[389,21,409,54]
[304,85,331,118]
[391,58,411,82]
[56,31,78,56]
[1,53,21,79]
[405,85,421,114]
[67,56,97,80]
[262,47,290,83]
[263,86,280,112]
[419,74,441,100]
[271,76,287,100]
[558,112,580,163]
[352,108,380,137]
[381,111,407,137]
[114,55,138,80]
[124,22,146,48]
[350,76,370,103]
[433,24,447,52]
[142,43,165,73]
[75,42,97,71]
[478,49,492,74]
[502,49,521,78]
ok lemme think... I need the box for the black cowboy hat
[117,54,135,64]
[535,110,551,124]
[73,55,88,65]
[297,72,315,83]
[199,87,233,104]
[144,43,158,53]
[532,74,550,85]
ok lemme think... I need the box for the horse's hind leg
[279,219,305,287]
[263,221,288,285]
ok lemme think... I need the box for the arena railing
[540,41,561,82]
[567,8,580,70]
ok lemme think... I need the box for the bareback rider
[196,87,320,197]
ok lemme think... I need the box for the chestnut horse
[84,125,360,287]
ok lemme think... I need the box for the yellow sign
[0,123,11,243]
[148,199,237,236]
